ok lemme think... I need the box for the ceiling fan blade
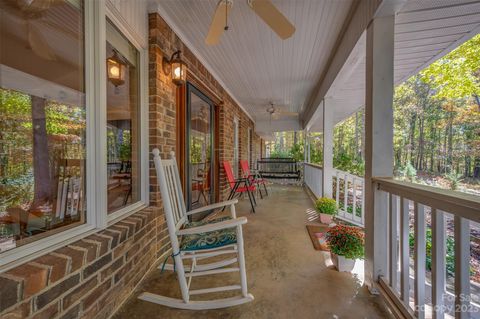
[205,0,232,45]
[249,0,295,40]
[28,21,56,61]
[277,111,299,116]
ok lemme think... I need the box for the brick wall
[0,209,161,319]
[147,13,259,200]
[0,11,261,319]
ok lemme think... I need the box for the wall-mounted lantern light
[162,50,187,86]
[107,50,126,87]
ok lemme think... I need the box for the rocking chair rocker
[138,149,254,310]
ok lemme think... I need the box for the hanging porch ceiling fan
[266,102,298,120]
[3,0,63,61]
[205,0,295,45]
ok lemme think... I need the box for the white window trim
[0,0,149,271]
[103,1,149,227]
[0,0,97,271]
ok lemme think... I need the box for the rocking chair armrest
[176,217,247,236]
[186,199,239,216]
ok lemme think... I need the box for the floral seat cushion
[180,216,237,251]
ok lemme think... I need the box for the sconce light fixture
[107,50,126,87]
[162,50,187,86]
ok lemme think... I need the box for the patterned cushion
[184,216,232,229]
[180,216,237,251]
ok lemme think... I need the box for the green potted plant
[315,197,337,224]
[326,225,364,272]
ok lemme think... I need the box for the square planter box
[330,253,356,272]
[319,213,333,224]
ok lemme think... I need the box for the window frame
[0,0,149,271]
[0,0,96,271]
[233,117,239,178]
[101,3,149,227]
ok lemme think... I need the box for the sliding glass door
[186,84,214,213]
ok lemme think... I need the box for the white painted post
[364,15,395,292]
[322,99,333,198]
[307,134,311,163]
[454,216,470,319]
[431,209,446,319]
[414,203,426,319]
[389,194,398,292]
[303,130,308,163]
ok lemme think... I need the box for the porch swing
[138,149,254,309]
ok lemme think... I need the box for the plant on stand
[315,197,337,224]
[326,224,364,272]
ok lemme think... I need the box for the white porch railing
[333,169,365,227]
[373,178,480,319]
[304,163,323,198]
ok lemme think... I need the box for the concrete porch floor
[113,184,391,319]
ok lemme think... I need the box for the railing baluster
[361,179,365,226]
[336,170,340,213]
[454,216,470,319]
[343,174,348,217]
[353,177,357,222]
[400,197,410,304]
[431,208,445,319]
[414,203,426,319]
[389,194,398,292]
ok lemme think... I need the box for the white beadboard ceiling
[154,0,354,125]
[308,0,480,132]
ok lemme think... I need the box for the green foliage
[409,229,455,277]
[445,171,463,190]
[315,197,337,215]
[326,225,364,260]
[118,131,132,161]
[398,162,417,182]
[0,88,86,211]
[0,171,34,210]
[289,143,304,162]
[270,149,291,159]
[333,152,365,176]
[421,34,480,101]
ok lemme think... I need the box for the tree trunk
[446,112,454,173]
[474,156,480,178]
[417,117,425,170]
[409,113,417,165]
[31,96,51,208]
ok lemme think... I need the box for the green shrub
[409,228,455,276]
[445,171,462,190]
[315,197,337,215]
[326,225,364,259]
[399,162,417,182]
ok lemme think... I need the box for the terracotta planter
[319,213,333,224]
[330,253,356,272]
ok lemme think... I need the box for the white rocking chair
[138,149,254,310]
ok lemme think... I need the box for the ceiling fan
[266,102,298,120]
[2,0,61,61]
[205,0,295,45]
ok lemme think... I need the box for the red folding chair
[223,161,256,213]
[240,160,268,198]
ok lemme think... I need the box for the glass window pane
[188,91,213,211]
[106,20,140,214]
[0,0,86,252]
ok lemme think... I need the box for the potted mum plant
[315,197,337,224]
[326,225,364,272]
